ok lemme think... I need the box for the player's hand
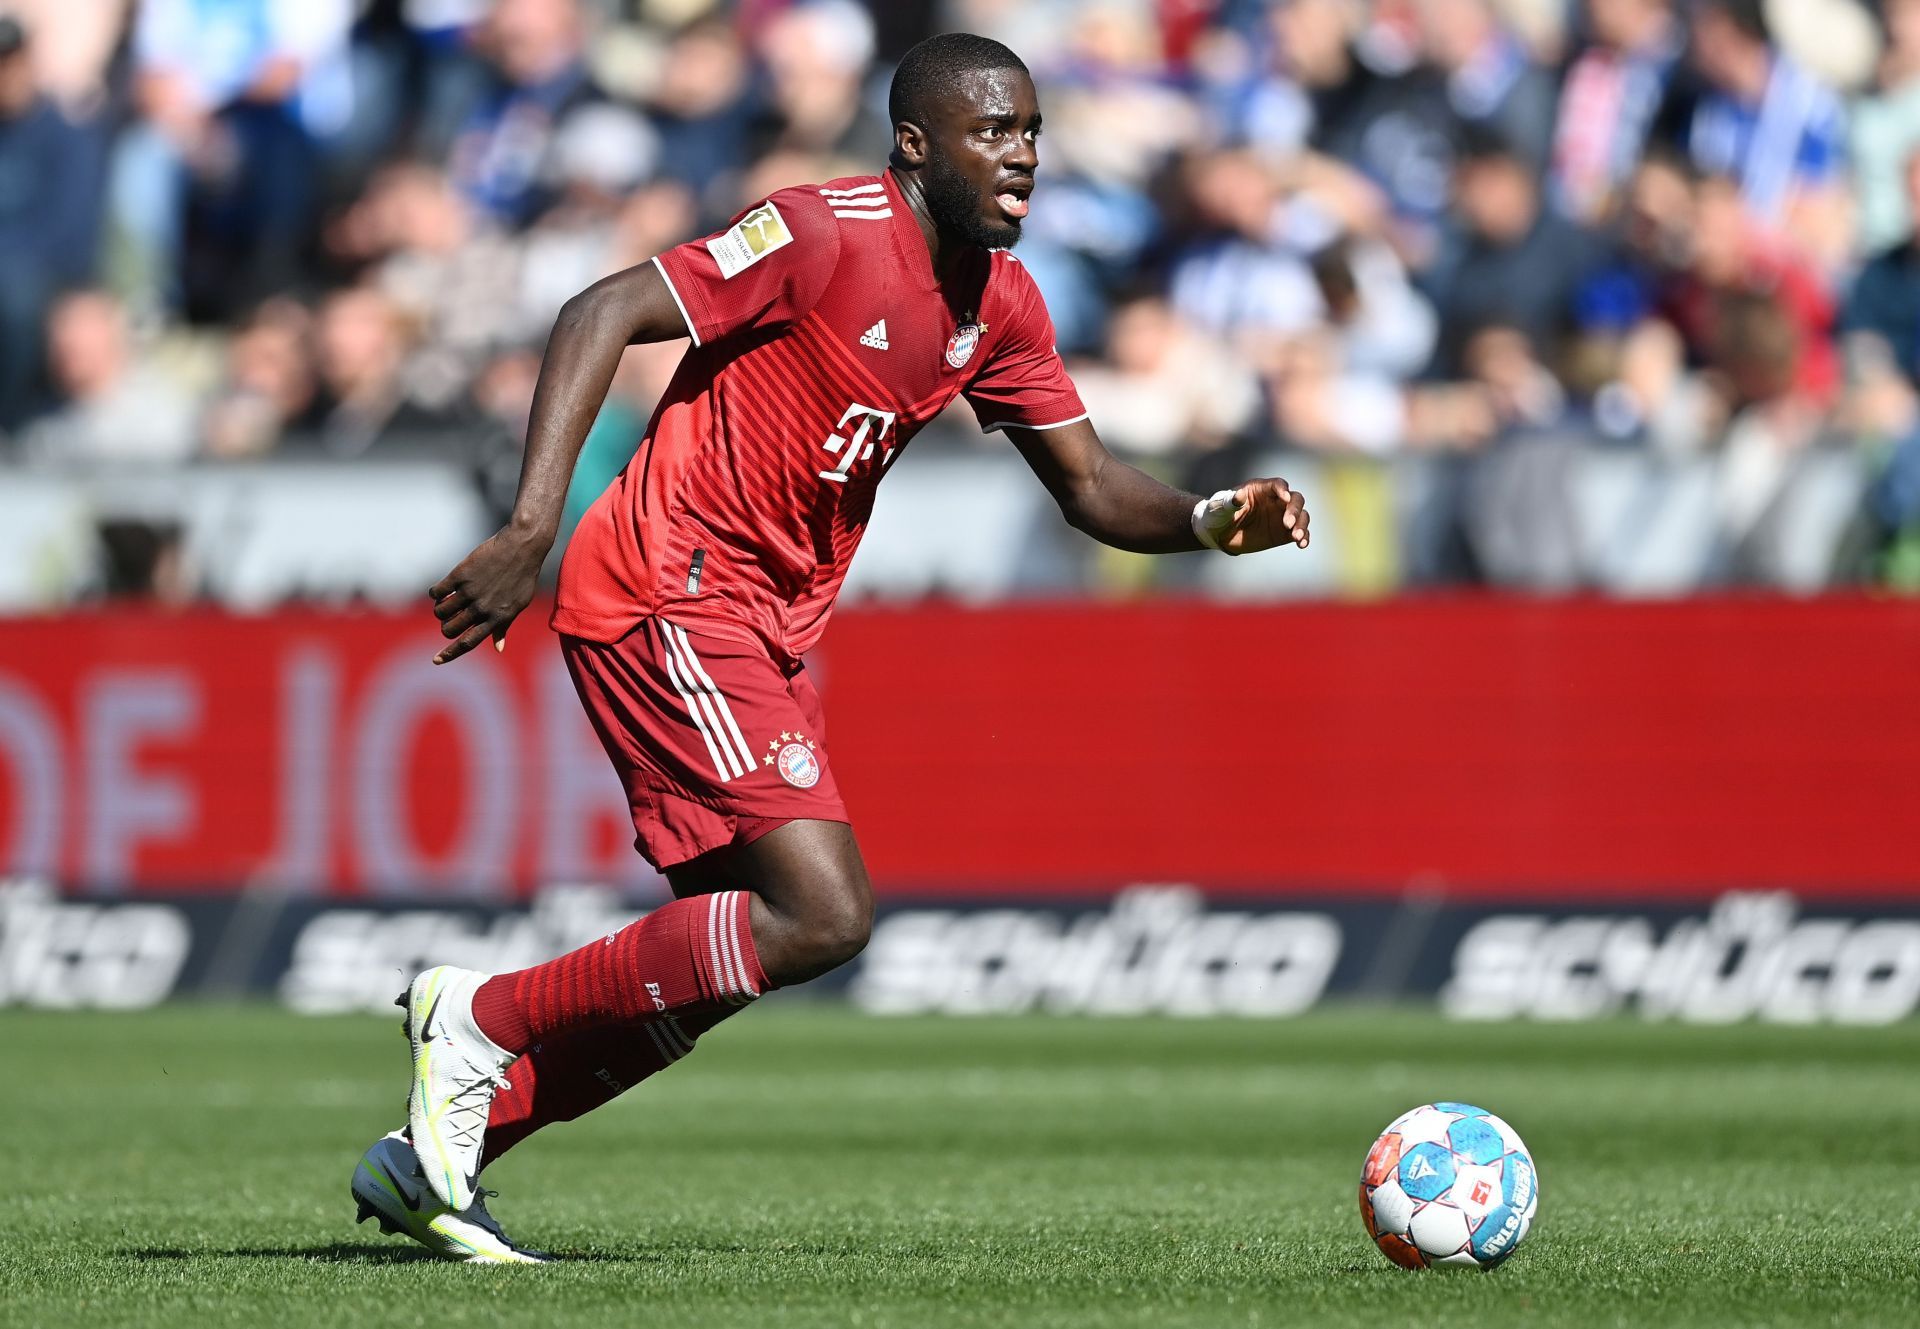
[427,527,548,664]
[1220,478,1310,554]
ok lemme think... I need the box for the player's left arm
[1006,418,1309,556]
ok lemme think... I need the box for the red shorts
[561,617,849,870]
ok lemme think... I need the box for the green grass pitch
[2,1005,1916,1327]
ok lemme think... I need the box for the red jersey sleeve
[653,187,841,347]
[963,255,1088,434]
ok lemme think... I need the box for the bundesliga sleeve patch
[707,201,793,279]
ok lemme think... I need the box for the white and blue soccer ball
[1358,1102,1539,1270]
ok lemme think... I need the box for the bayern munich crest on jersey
[766,731,822,788]
[945,322,984,369]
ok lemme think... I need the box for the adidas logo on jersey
[859,320,889,351]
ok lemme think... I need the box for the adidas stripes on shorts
[560,618,849,871]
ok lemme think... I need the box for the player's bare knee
[820,885,874,967]
[791,876,872,975]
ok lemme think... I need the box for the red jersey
[552,171,1086,665]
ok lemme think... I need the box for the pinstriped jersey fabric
[552,170,1085,666]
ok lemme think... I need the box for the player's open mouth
[995,184,1031,220]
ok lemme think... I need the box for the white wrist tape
[1191,489,1240,554]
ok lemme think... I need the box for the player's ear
[894,119,928,168]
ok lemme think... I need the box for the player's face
[920,67,1041,250]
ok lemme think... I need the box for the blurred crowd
[5,0,1920,599]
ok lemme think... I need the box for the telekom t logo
[820,403,897,483]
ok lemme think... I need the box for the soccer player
[350,32,1310,1261]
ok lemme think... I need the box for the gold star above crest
[780,731,793,742]
[806,741,816,750]
[763,755,774,766]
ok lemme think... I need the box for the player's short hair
[888,32,1029,130]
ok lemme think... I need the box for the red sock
[470,890,768,1055]
[480,1005,737,1168]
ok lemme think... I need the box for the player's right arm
[427,263,691,664]
[429,190,837,664]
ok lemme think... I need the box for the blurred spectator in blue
[109,0,356,319]
[1550,0,1682,223]
[18,290,197,465]
[1016,6,1195,352]
[0,10,107,431]
[445,0,629,228]
[1844,147,1920,385]
[1309,230,1436,381]
[1256,239,1443,459]
[1422,129,1601,375]
[1418,0,1558,171]
[1221,0,1455,236]
[397,0,497,153]
[1682,0,1849,250]
[1851,0,1920,254]
[1570,148,1694,338]
[1168,149,1329,348]
[647,17,757,200]
[1170,141,1437,428]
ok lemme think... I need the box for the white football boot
[401,965,516,1211]
[351,1131,548,1264]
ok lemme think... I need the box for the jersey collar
[884,168,943,295]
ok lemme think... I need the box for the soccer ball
[1358,1102,1538,1270]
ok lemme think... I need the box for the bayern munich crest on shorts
[777,743,820,788]
[765,731,822,788]
[945,323,983,369]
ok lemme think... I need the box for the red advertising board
[1,598,1916,901]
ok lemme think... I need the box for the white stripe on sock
[718,891,747,1003]
[723,891,758,998]
[704,892,732,1003]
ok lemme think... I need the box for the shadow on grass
[120,1244,655,1265]
[124,1244,435,1265]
